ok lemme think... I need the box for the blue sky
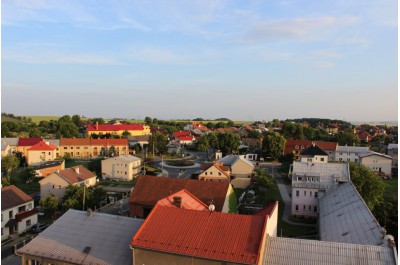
[2,0,398,121]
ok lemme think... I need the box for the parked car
[30,223,49,234]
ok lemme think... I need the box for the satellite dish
[208,203,215,212]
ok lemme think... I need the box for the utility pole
[82,185,86,211]
[152,132,155,158]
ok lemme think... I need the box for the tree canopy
[262,132,286,160]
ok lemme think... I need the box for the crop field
[23,116,60,123]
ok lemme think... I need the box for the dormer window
[295,145,299,149]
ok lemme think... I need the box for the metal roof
[262,236,396,265]
[218,155,254,168]
[1,137,19,146]
[336,146,370,153]
[131,206,267,264]
[388,144,398,150]
[319,182,385,246]
[357,151,392,159]
[18,209,144,265]
[103,155,141,163]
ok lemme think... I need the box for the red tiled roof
[2,185,33,211]
[56,166,96,184]
[178,136,193,141]
[28,141,57,151]
[90,138,128,146]
[357,131,371,140]
[284,140,337,154]
[131,206,267,264]
[18,137,43,147]
[173,131,191,138]
[156,189,208,211]
[129,176,230,212]
[87,124,144,132]
[60,138,91,146]
[15,208,37,222]
[254,201,278,216]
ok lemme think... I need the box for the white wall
[1,201,37,240]
[360,155,392,175]
[291,187,319,217]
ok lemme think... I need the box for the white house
[1,185,37,240]
[198,162,230,182]
[39,166,97,200]
[1,138,18,157]
[358,151,393,175]
[387,143,398,167]
[218,155,254,189]
[290,161,350,217]
[334,146,370,163]
[101,155,142,181]
[299,144,329,163]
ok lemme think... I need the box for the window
[125,172,127,175]
[310,191,312,197]
[355,159,358,162]
[314,206,318,212]
[30,259,40,265]
[84,147,89,149]
[26,219,31,227]
[296,190,299,197]
[9,210,13,218]
[48,152,51,155]
[64,147,68,150]
[321,158,325,161]
[205,172,208,175]
[295,205,299,211]
[76,147,80,149]
[210,171,213,175]
[309,205,311,211]
[218,172,221,176]
[339,158,342,161]
[303,205,306,210]
[70,147,74,149]
[315,192,318,198]
[303,191,306,196]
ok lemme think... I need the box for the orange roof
[2,185,33,210]
[156,189,208,211]
[28,141,57,151]
[254,201,279,216]
[60,138,91,146]
[87,124,144,132]
[131,206,267,264]
[55,166,96,184]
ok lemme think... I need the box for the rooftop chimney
[96,121,99,130]
[173,196,182,208]
[74,167,80,174]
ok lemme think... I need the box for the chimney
[87,208,93,218]
[173,196,182,208]
[96,122,99,131]
[74,167,80,174]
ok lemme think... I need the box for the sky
[1,0,398,122]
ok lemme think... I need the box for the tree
[21,168,38,183]
[144,116,153,125]
[148,133,168,155]
[248,130,262,139]
[1,176,11,187]
[282,122,304,140]
[39,195,59,218]
[62,184,106,211]
[262,132,286,160]
[349,163,384,211]
[121,130,131,139]
[197,132,219,161]
[57,121,79,138]
[108,145,116,156]
[253,168,274,190]
[1,155,20,173]
[337,131,360,146]
[72,115,82,127]
[217,132,241,154]
[227,120,235,127]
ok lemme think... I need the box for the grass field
[383,177,398,202]
[23,116,60,123]
[9,171,42,196]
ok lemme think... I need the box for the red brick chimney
[96,122,99,131]
[173,196,182,208]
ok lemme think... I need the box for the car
[30,223,49,234]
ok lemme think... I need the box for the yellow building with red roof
[27,141,57,166]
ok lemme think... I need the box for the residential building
[387,143,398,167]
[284,140,337,161]
[177,135,195,145]
[127,135,150,148]
[17,137,43,157]
[130,201,278,265]
[2,185,37,240]
[101,155,142,181]
[27,141,57,166]
[218,155,254,189]
[357,131,372,143]
[290,161,350,217]
[326,124,339,134]
[335,145,370,162]
[90,138,129,157]
[33,160,65,178]
[87,122,151,136]
[46,139,60,157]
[18,209,144,265]
[299,144,329,163]
[1,138,18,157]
[358,151,392,175]
[59,138,91,158]
[59,138,129,158]
[129,175,234,218]
[172,131,191,140]
[198,162,230,182]
[39,166,97,200]
[155,189,209,211]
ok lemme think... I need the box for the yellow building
[87,123,151,136]
[59,138,129,158]
[27,141,57,166]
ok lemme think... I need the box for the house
[326,124,339,134]
[290,161,350,217]
[130,201,279,265]
[101,155,142,181]
[198,162,230,182]
[127,135,150,148]
[358,151,392,175]
[387,143,398,167]
[155,189,209,211]
[39,166,97,200]
[334,145,370,163]
[59,138,91,158]
[217,155,254,178]
[299,144,329,163]
[46,139,60,157]
[177,135,195,145]
[59,138,129,158]
[17,137,43,157]
[237,124,254,137]
[183,122,209,132]
[27,141,57,166]
[17,209,144,265]
[129,175,234,218]
[87,122,151,136]
[241,137,263,149]
[90,138,129,157]
[33,160,65,178]
[1,138,18,157]
[284,140,338,161]
[357,131,372,143]
[2,185,37,240]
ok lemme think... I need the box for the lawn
[383,177,398,202]
[65,160,89,169]
[9,171,42,196]
[99,178,137,188]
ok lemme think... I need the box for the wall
[101,158,141,181]
[291,187,319,217]
[1,201,35,240]
[335,151,360,162]
[231,178,251,189]
[222,184,234,213]
[21,255,76,265]
[300,155,328,163]
[231,159,253,178]
[36,161,65,178]
[27,150,57,166]
[39,173,70,199]
[198,166,229,182]
[360,155,392,175]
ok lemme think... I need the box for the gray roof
[388,144,398,150]
[292,162,350,189]
[1,138,18,146]
[127,135,150,142]
[358,151,392,159]
[1,142,9,151]
[46,139,60,146]
[18,209,144,265]
[104,155,141,163]
[262,236,396,265]
[336,146,370,153]
[319,182,385,246]
[218,155,254,168]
